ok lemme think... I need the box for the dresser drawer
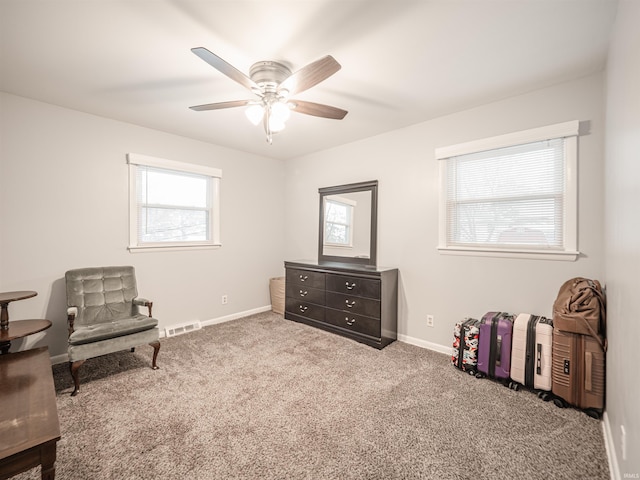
[286,283,325,305]
[326,291,380,319]
[325,308,381,339]
[286,268,326,290]
[285,298,325,323]
[326,274,381,299]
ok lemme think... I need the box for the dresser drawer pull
[345,317,356,326]
[345,282,356,290]
[299,305,308,313]
[345,300,356,308]
[299,290,308,297]
[299,274,309,282]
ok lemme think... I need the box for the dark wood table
[0,320,52,355]
[0,347,60,480]
[0,292,38,331]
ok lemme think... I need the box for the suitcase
[509,313,553,398]
[451,318,481,375]
[477,312,515,381]
[551,328,606,418]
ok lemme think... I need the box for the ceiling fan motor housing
[249,61,292,94]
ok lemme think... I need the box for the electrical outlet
[621,425,627,461]
[426,315,434,327]
[221,295,228,305]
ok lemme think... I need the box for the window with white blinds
[436,121,579,260]
[127,153,221,251]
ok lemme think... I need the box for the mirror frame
[318,180,378,266]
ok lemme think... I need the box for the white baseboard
[199,305,272,329]
[49,305,273,365]
[397,333,451,355]
[602,411,620,480]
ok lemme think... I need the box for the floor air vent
[165,321,202,338]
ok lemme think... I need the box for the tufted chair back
[65,266,140,327]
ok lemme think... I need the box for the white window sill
[437,246,579,261]
[129,243,222,253]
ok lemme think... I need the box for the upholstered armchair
[65,266,160,396]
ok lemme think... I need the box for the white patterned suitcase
[509,313,553,398]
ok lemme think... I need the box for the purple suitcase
[477,312,515,381]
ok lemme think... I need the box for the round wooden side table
[0,319,52,355]
[0,291,38,330]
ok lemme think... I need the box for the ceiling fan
[189,47,348,144]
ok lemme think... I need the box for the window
[324,197,355,247]
[127,153,221,251]
[436,121,579,260]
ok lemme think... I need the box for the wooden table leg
[0,302,9,330]
[40,442,57,480]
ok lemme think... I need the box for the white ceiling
[0,0,618,160]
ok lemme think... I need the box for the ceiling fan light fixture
[271,101,291,123]
[268,118,286,133]
[245,104,264,125]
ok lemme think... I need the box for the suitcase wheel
[467,369,476,376]
[507,381,520,391]
[538,391,552,402]
[584,409,602,420]
[475,372,484,379]
[553,397,567,409]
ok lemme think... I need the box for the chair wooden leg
[69,360,85,396]
[149,341,160,370]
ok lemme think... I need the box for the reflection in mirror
[323,192,371,258]
[318,180,377,266]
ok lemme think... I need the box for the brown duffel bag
[552,277,606,350]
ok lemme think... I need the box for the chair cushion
[69,314,158,346]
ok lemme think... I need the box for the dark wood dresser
[284,260,398,349]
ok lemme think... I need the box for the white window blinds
[445,139,564,248]
[136,166,211,244]
[436,121,579,260]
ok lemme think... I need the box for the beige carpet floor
[14,311,609,479]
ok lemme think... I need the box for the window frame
[127,153,222,252]
[435,121,579,261]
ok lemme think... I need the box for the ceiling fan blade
[279,56,341,96]
[189,100,252,111]
[291,100,348,120]
[191,47,259,93]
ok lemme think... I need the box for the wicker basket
[269,277,285,315]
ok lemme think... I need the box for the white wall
[604,1,640,476]
[285,72,605,351]
[0,93,285,358]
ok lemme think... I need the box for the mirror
[318,180,378,266]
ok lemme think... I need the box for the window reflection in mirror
[323,192,371,258]
[324,197,354,247]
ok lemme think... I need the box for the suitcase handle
[585,351,593,392]
[536,343,542,375]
